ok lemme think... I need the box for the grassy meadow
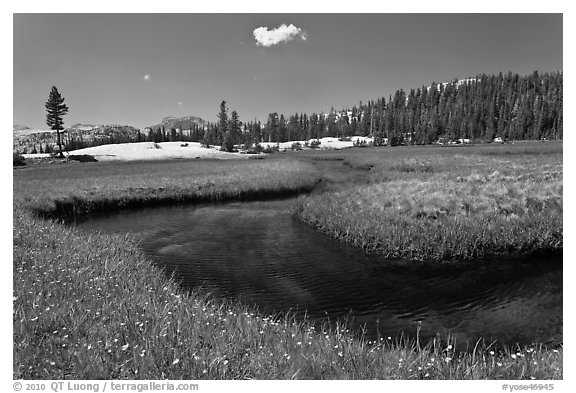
[14,158,320,219]
[294,141,563,262]
[13,144,563,379]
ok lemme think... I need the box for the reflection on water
[75,198,562,346]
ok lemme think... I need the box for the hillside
[13,124,30,131]
[13,124,144,154]
[150,115,208,131]
[254,71,563,145]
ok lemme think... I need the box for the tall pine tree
[45,86,69,157]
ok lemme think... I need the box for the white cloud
[253,24,306,47]
[178,101,183,106]
[143,74,151,81]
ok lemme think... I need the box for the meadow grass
[294,141,563,262]
[13,209,562,379]
[13,150,562,379]
[14,158,320,219]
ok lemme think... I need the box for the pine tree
[217,101,229,145]
[278,114,287,142]
[45,86,69,157]
[265,113,279,142]
[222,109,241,152]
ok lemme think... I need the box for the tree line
[196,71,563,148]
[43,71,562,155]
[255,71,562,146]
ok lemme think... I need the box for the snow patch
[259,136,374,151]
[66,142,249,161]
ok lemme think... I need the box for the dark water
[75,197,562,347]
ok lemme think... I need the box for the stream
[73,159,562,347]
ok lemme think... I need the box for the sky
[13,13,563,129]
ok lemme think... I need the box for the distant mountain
[150,115,208,131]
[13,125,30,131]
[13,123,143,153]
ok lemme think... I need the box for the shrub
[68,155,98,163]
[13,152,26,166]
[245,143,264,154]
[354,139,368,147]
[180,143,189,147]
[291,142,302,151]
[262,144,279,154]
[220,132,237,152]
[373,131,386,146]
[309,139,321,149]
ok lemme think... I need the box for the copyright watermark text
[13,381,199,392]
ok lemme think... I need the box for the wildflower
[202,370,207,374]
[489,351,495,355]
[296,341,302,346]
[445,357,452,362]
[497,362,503,367]
[172,359,180,365]
[447,345,453,350]
[338,352,343,357]
[424,373,430,378]
[121,344,129,351]
[511,354,517,359]
[223,359,229,365]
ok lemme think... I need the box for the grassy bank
[294,142,562,262]
[14,158,320,219]
[13,154,562,379]
[13,208,562,379]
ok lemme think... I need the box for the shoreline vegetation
[13,142,563,379]
[15,159,320,220]
[294,143,562,263]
